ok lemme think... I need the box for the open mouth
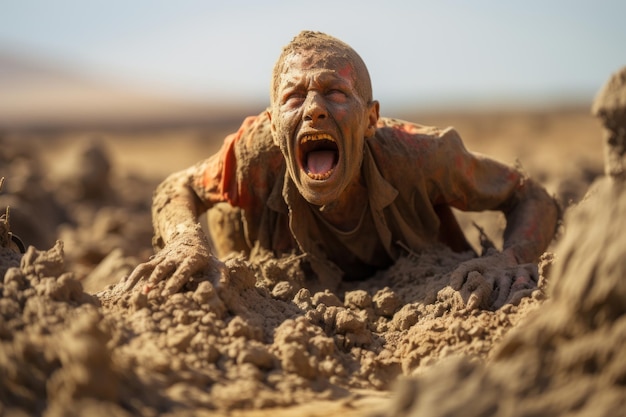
[299,133,339,180]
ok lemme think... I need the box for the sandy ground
[1,101,623,416]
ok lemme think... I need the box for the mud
[0,232,546,416]
[377,176,626,417]
[0,96,618,416]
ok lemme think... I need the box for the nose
[303,92,327,123]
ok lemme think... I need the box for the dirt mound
[1,232,546,415]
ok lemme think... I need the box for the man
[126,31,559,307]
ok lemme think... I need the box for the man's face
[269,50,379,206]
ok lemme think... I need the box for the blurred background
[1,0,624,127]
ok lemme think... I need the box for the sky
[1,0,625,111]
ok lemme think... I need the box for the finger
[210,260,230,291]
[511,274,535,293]
[510,264,538,290]
[495,265,538,308]
[462,271,491,310]
[517,263,539,281]
[213,260,228,280]
[506,270,538,306]
[492,272,513,309]
[449,265,472,290]
[124,261,156,292]
[506,288,535,306]
[162,255,225,297]
[161,258,197,297]
[148,260,177,287]
[523,264,539,284]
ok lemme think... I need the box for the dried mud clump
[96,246,540,414]
[0,241,116,417]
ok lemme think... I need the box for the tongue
[307,150,336,174]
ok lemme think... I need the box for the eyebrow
[278,70,353,92]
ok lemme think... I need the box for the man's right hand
[123,231,224,297]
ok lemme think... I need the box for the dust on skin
[268,49,377,215]
[124,32,558,325]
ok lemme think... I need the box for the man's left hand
[448,249,539,310]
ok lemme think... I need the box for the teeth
[308,171,333,180]
[301,133,335,144]
[299,133,337,181]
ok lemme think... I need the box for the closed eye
[281,88,306,107]
[327,89,347,102]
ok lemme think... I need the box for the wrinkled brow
[278,70,353,92]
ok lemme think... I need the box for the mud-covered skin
[126,31,559,307]
[447,176,561,310]
[267,48,379,218]
[123,164,225,297]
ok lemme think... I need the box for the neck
[314,177,368,232]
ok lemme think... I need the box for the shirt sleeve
[192,116,259,208]
[192,112,282,213]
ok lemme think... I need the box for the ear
[365,100,380,138]
[266,108,280,147]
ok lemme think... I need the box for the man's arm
[123,161,223,296]
[432,128,559,259]
[124,115,265,297]
[433,128,560,309]
[151,163,213,252]
[499,176,560,264]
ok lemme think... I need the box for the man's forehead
[279,68,353,86]
[278,52,356,86]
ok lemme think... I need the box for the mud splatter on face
[269,50,376,206]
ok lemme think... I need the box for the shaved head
[270,31,373,105]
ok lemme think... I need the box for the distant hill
[0,50,261,130]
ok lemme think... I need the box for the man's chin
[297,182,341,207]
[301,192,337,207]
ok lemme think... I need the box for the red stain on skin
[522,218,540,239]
[454,154,465,169]
[337,63,354,80]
